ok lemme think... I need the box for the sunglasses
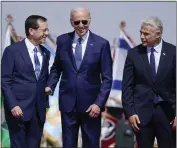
[73,20,88,26]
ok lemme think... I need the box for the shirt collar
[73,30,90,43]
[25,38,40,52]
[147,39,162,53]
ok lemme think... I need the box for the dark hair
[25,15,47,37]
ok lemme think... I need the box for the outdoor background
[1,1,176,147]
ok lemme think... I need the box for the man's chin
[40,39,46,44]
[77,30,87,37]
[142,43,147,47]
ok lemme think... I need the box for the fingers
[86,104,100,118]
[130,115,140,132]
[133,122,140,132]
[135,115,141,124]
[89,110,99,118]
[45,87,52,95]
[11,106,23,118]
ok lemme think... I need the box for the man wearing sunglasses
[46,7,113,148]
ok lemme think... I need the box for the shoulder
[127,44,142,55]
[3,40,24,54]
[163,41,176,54]
[56,32,73,42]
[90,32,109,44]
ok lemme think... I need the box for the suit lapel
[140,45,153,81]
[156,42,168,82]
[38,45,48,79]
[78,32,95,72]
[67,32,78,71]
[19,40,36,80]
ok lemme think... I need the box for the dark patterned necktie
[34,47,40,79]
[150,48,159,103]
[150,48,156,81]
[75,38,82,69]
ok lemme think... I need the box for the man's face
[70,10,90,37]
[140,24,160,47]
[30,20,49,45]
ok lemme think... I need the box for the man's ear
[70,19,74,27]
[88,18,91,25]
[29,28,34,36]
[156,31,161,40]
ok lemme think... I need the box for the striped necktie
[34,47,40,79]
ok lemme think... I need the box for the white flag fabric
[107,30,135,108]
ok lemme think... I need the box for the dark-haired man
[1,15,50,148]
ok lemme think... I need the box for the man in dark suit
[122,16,176,148]
[45,7,112,148]
[1,15,50,148]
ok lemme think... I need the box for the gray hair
[142,16,163,34]
[70,7,91,19]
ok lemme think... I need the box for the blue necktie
[150,48,159,103]
[75,38,82,69]
[34,47,40,79]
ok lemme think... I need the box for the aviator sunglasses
[73,20,89,26]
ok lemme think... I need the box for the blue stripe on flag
[112,80,122,90]
[118,38,131,50]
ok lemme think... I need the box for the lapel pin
[90,43,93,46]
[163,53,166,56]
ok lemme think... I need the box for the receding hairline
[70,7,91,19]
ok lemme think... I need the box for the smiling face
[140,24,161,47]
[70,8,91,37]
[29,19,49,45]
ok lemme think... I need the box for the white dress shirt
[25,38,43,71]
[72,30,90,59]
[147,39,163,73]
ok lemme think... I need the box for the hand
[86,104,101,118]
[11,106,23,118]
[170,117,176,131]
[128,114,141,132]
[45,87,52,95]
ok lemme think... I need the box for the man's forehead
[141,24,156,31]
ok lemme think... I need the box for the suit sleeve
[172,48,176,115]
[122,51,136,118]
[44,50,51,108]
[1,47,18,110]
[94,41,113,108]
[47,37,62,93]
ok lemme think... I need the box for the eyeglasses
[73,20,89,26]
[34,28,49,33]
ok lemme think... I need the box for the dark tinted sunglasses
[73,20,88,26]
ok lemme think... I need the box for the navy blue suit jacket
[122,41,176,126]
[47,31,113,112]
[1,40,50,122]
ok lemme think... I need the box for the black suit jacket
[122,41,176,126]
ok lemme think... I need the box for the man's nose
[45,30,49,35]
[141,33,144,39]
